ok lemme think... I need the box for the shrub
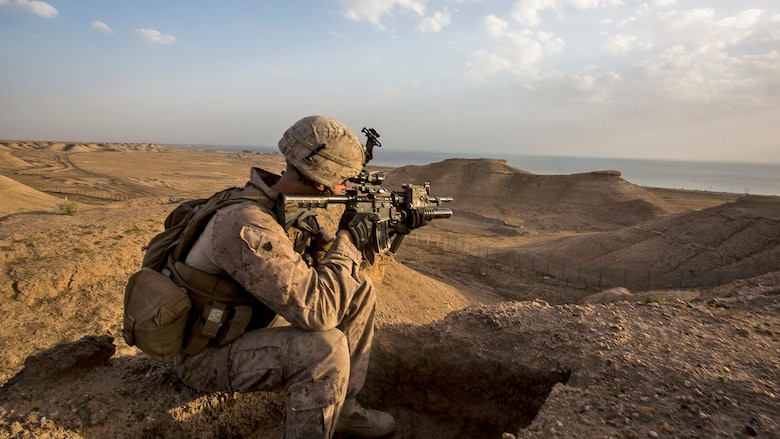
[58,198,78,216]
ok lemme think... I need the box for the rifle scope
[349,170,385,186]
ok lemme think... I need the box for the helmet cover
[278,115,365,189]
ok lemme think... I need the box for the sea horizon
[164,144,780,197]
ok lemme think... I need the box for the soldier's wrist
[337,229,355,245]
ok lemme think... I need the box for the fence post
[562,264,566,285]
[517,254,522,278]
[599,269,603,291]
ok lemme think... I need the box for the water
[165,145,780,196]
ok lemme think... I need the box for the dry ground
[0,141,777,439]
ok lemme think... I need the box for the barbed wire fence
[402,231,738,293]
[32,186,134,201]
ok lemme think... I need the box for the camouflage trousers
[174,277,376,439]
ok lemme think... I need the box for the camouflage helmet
[278,115,365,189]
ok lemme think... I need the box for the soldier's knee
[296,328,350,373]
[320,328,350,365]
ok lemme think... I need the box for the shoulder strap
[170,187,275,264]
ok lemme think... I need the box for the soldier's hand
[339,211,373,248]
[394,210,429,235]
[311,232,333,265]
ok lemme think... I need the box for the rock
[582,287,633,304]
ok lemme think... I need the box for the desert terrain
[0,140,777,439]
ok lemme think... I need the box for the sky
[1,0,779,164]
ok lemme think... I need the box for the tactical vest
[123,185,330,361]
[173,193,328,355]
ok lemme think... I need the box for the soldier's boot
[334,397,396,438]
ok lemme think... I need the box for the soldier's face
[331,181,348,194]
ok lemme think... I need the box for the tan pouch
[122,267,192,363]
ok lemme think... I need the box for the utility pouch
[124,188,279,362]
[218,305,253,345]
[173,262,275,355]
[181,301,226,355]
[180,303,254,354]
[122,267,192,363]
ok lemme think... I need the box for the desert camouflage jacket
[184,167,363,330]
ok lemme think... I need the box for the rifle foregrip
[390,234,405,254]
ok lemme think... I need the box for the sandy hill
[43,142,82,152]
[0,141,34,151]
[385,158,673,232]
[61,144,94,152]
[123,143,166,152]
[535,195,780,289]
[0,140,164,153]
[0,151,30,169]
[0,175,62,216]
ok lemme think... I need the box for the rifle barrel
[426,207,453,220]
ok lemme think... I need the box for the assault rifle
[276,127,453,259]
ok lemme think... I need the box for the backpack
[122,187,276,362]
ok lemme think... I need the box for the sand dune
[530,195,780,290]
[0,151,30,169]
[0,174,62,216]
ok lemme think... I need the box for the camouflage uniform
[174,167,376,439]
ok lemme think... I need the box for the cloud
[338,0,425,30]
[91,20,113,34]
[329,30,349,40]
[133,28,177,45]
[418,8,451,33]
[466,14,564,81]
[624,33,780,109]
[567,0,623,10]
[602,33,638,55]
[628,45,738,104]
[766,14,780,41]
[589,9,776,108]
[467,4,779,118]
[0,0,57,18]
[601,32,652,55]
[533,69,623,105]
[511,0,557,27]
[485,14,509,37]
[655,8,764,49]
[511,0,626,28]
[583,8,774,108]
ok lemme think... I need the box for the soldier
[174,115,401,438]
